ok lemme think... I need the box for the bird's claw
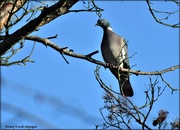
[106,63,115,69]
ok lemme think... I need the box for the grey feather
[96,19,134,97]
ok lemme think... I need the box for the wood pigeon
[96,19,134,97]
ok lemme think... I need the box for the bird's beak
[95,23,99,26]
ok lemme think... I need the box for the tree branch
[0,0,27,31]
[146,0,179,28]
[94,66,153,130]
[1,35,179,77]
[25,35,180,76]
[0,35,174,76]
[0,0,78,55]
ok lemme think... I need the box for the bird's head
[96,19,112,29]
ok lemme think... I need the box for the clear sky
[1,1,179,129]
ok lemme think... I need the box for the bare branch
[24,35,180,77]
[94,65,153,130]
[0,40,35,66]
[159,74,178,93]
[0,0,78,55]
[142,77,158,129]
[146,0,179,28]
[1,34,178,77]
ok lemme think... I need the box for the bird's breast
[101,38,119,66]
[101,32,124,67]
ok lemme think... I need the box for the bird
[96,18,134,97]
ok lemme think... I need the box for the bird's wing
[122,38,130,69]
[111,33,130,69]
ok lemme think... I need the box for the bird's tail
[119,77,134,97]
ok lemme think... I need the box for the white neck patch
[107,27,113,31]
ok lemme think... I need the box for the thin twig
[146,0,179,28]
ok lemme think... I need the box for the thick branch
[0,0,78,56]
[0,0,27,31]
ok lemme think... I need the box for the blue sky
[1,1,179,129]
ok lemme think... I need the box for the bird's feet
[106,63,115,69]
